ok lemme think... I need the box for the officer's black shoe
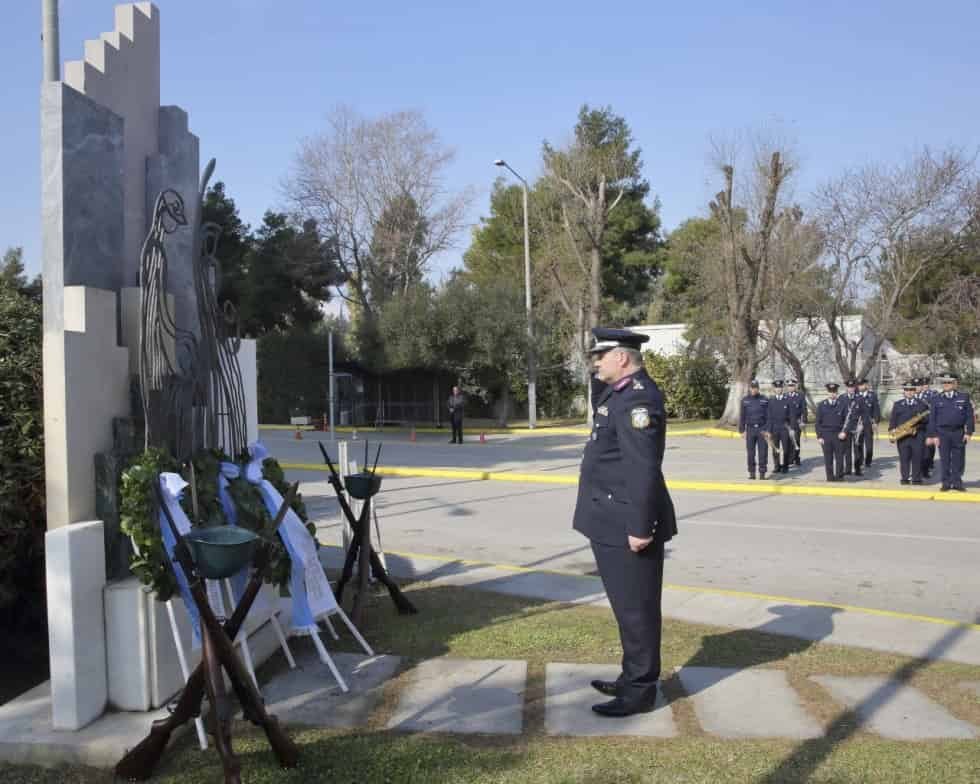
[940,485,950,492]
[953,486,966,492]
[866,458,873,466]
[748,473,756,480]
[759,472,768,480]
[794,459,801,466]
[900,479,910,485]
[590,679,619,697]
[911,479,923,485]
[591,696,657,718]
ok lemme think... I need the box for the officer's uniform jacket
[447,393,465,420]
[573,368,678,548]
[889,397,929,433]
[841,393,869,433]
[739,394,769,434]
[790,391,808,425]
[766,395,798,433]
[861,390,881,424]
[927,392,976,438]
[815,396,847,437]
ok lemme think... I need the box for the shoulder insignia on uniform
[597,405,608,416]
[630,407,651,429]
[632,380,645,390]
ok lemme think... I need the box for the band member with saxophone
[816,382,848,481]
[842,379,870,477]
[926,373,975,492]
[917,377,938,478]
[888,380,929,485]
[858,378,881,466]
[739,380,769,480]
[766,380,798,474]
[786,378,806,466]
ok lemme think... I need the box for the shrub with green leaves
[0,283,45,628]
[643,351,728,420]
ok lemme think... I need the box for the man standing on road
[889,380,929,485]
[739,380,769,480]
[786,378,806,466]
[918,377,938,478]
[448,385,465,444]
[573,327,677,718]
[816,382,848,481]
[858,378,881,466]
[841,379,869,476]
[926,373,974,492]
[766,380,798,474]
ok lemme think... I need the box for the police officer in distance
[888,380,929,485]
[926,373,975,492]
[739,380,769,480]
[841,379,869,476]
[917,377,937,478]
[573,327,678,717]
[786,378,807,466]
[815,382,848,481]
[766,380,798,474]
[857,378,881,466]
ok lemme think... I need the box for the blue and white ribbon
[217,461,249,604]
[158,473,204,645]
[246,441,338,634]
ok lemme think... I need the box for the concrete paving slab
[962,681,980,699]
[544,664,675,737]
[259,651,401,727]
[387,658,526,735]
[0,681,176,768]
[812,675,977,740]
[677,667,822,739]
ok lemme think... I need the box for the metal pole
[328,331,336,442]
[42,0,60,82]
[521,182,537,429]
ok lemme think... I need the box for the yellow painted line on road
[280,462,980,503]
[360,548,980,631]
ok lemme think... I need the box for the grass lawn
[3,582,978,783]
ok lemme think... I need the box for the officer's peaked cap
[825,382,839,392]
[749,379,760,388]
[902,380,917,390]
[939,372,958,382]
[845,378,858,386]
[589,327,650,354]
[772,379,784,388]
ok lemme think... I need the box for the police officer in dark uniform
[766,380,798,474]
[918,377,937,478]
[926,373,975,492]
[786,378,806,466]
[888,379,929,485]
[816,382,848,481]
[841,379,869,476]
[738,380,769,480]
[573,327,678,717]
[858,378,881,466]
[448,386,465,444]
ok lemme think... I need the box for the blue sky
[3,0,979,278]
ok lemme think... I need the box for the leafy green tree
[1,247,41,302]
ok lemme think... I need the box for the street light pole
[494,159,537,429]
[42,0,60,82]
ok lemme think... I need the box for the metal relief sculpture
[139,159,248,461]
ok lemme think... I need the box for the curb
[280,463,980,503]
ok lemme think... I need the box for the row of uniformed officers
[739,375,974,489]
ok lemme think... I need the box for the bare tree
[709,140,798,426]
[284,106,471,329]
[813,147,976,381]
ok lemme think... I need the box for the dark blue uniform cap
[772,380,784,388]
[589,327,650,354]
[845,378,858,387]
[749,379,760,388]
[902,380,917,390]
[825,382,840,392]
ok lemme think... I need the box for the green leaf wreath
[119,447,314,601]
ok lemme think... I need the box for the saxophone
[889,410,929,443]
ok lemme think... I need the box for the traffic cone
[294,428,303,440]
[410,426,417,443]
[479,432,486,444]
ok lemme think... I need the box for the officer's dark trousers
[591,540,664,704]
[857,429,874,464]
[745,428,768,475]
[820,436,845,480]
[450,414,463,443]
[897,435,923,482]
[772,428,792,470]
[937,428,966,488]
[842,434,856,473]
[922,442,936,475]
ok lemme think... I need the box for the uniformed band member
[857,378,881,466]
[786,378,806,466]
[926,373,975,492]
[917,377,937,477]
[447,385,465,444]
[888,380,929,485]
[816,382,848,481]
[766,380,798,474]
[573,327,678,717]
[738,380,769,480]
[841,380,869,476]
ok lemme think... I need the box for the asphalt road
[264,428,980,623]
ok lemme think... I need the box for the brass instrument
[889,411,929,443]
